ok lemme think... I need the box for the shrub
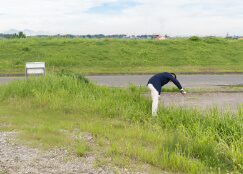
[189,36,202,42]
[203,36,225,44]
[22,47,30,51]
[56,68,90,83]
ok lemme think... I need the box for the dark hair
[170,73,176,79]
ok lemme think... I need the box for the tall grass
[0,73,242,173]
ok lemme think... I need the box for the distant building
[155,36,166,40]
[232,36,243,40]
[131,35,135,38]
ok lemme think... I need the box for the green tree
[18,31,26,38]
[10,33,18,38]
[9,31,26,39]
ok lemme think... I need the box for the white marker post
[25,62,45,77]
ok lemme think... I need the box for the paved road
[87,75,243,88]
[1,75,243,89]
[0,77,25,85]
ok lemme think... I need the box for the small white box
[26,62,45,76]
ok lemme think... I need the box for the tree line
[0,32,126,39]
[0,32,161,39]
[0,31,26,39]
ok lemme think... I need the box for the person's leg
[147,84,159,116]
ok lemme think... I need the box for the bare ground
[160,91,243,113]
[0,132,116,174]
[0,131,153,174]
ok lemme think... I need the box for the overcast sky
[0,0,243,36]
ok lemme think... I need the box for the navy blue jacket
[147,72,183,95]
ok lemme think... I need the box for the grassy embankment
[0,73,242,173]
[0,37,243,74]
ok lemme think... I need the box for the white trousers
[147,83,160,116]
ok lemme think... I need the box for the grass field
[0,36,242,173]
[0,73,242,173]
[0,37,243,74]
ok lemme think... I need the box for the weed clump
[21,47,30,51]
[203,36,226,44]
[56,68,90,83]
[189,36,202,42]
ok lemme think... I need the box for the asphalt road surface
[87,74,243,89]
[0,77,25,85]
[1,75,243,89]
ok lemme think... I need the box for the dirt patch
[160,92,243,113]
[0,131,154,174]
[0,132,116,174]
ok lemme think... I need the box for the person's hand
[158,96,161,101]
[180,90,186,95]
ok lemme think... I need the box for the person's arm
[168,75,186,94]
[169,76,182,90]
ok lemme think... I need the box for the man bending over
[147,72,186,116]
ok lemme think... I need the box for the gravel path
[0,132,116,174]
[159,91,243,113]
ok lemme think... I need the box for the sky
[0,0,243,36]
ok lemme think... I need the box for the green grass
[0,73,242,173]
[222,85,243,91]
[0,37,243,74]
